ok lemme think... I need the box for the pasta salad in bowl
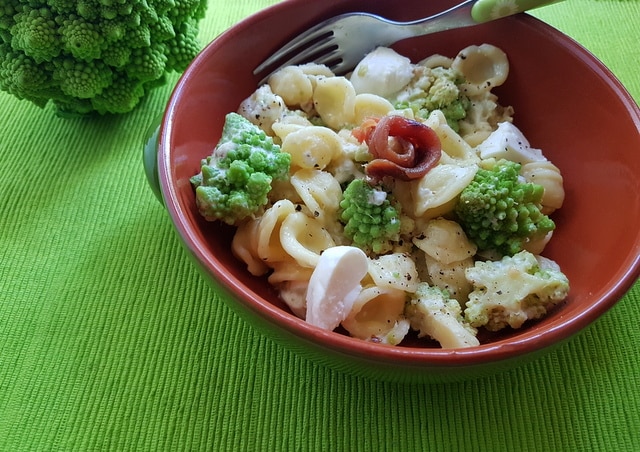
[192,44,568,349]
[148,0,640,382]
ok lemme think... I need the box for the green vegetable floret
[0,0,207,116]
[339,178,402,255]
[464,250,570,331]
[190,112,291,226]
[455,159,555,256]
[405,283,479,349]
[394,66,470,132]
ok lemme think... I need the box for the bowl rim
[157,0,640,367]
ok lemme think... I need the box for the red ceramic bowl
[146,0,640,382]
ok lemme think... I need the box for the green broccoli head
[455,159,555,256]
[339,178,402,255]
[191,113,291,226]
[394,66,470,132]
[0,0,207,116]
[464,250,570,331]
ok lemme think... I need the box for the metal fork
[254,0,562,82]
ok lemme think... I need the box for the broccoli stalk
[454,159,555,256]
[464,250,570,331]
[191,112,291,226]
[0,0,207,116]
[406,283,480,349]
[339,178,402,255]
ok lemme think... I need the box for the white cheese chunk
[349,47,414,97]
[477,122,547,164]
[305,246,369,331]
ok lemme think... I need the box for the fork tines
[254,28,341,82]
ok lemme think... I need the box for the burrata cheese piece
[476,122,547,164]
[305,246,369,331]
[349,47,414,97]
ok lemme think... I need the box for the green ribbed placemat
[1,0,638,450]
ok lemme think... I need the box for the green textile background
[1,0,638,450]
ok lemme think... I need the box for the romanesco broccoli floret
[464,250,570,331]
[394,66,470,132]
[405,283,479,349]
[191,112,291,225]
[455,159,555,256]
[0,0,207,116]
[339,178,402,255]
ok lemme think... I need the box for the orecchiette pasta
[312,76,357,129]
[424,254,475,302]
[397,163,479,219]
[412,218,477,265]
[424,110,479,164]
[256,199,297,264]
[298,62,335,78]
[342,285,410,344]
[231,218,269,276]
[290,169,342,229]
[281,126,343,170]
[280,211,336,268]
[418,54,453,69]
[520,160,565,214]
[268,65,314,109]
[267,260,314,285]
[353,93,395,125]
[271,113,314,142]
[367,253,419,293]
[452,44,509,97]
[413,219,477,301]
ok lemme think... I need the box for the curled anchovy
[363,115,442,182]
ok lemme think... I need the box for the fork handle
[471,0,564,22]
